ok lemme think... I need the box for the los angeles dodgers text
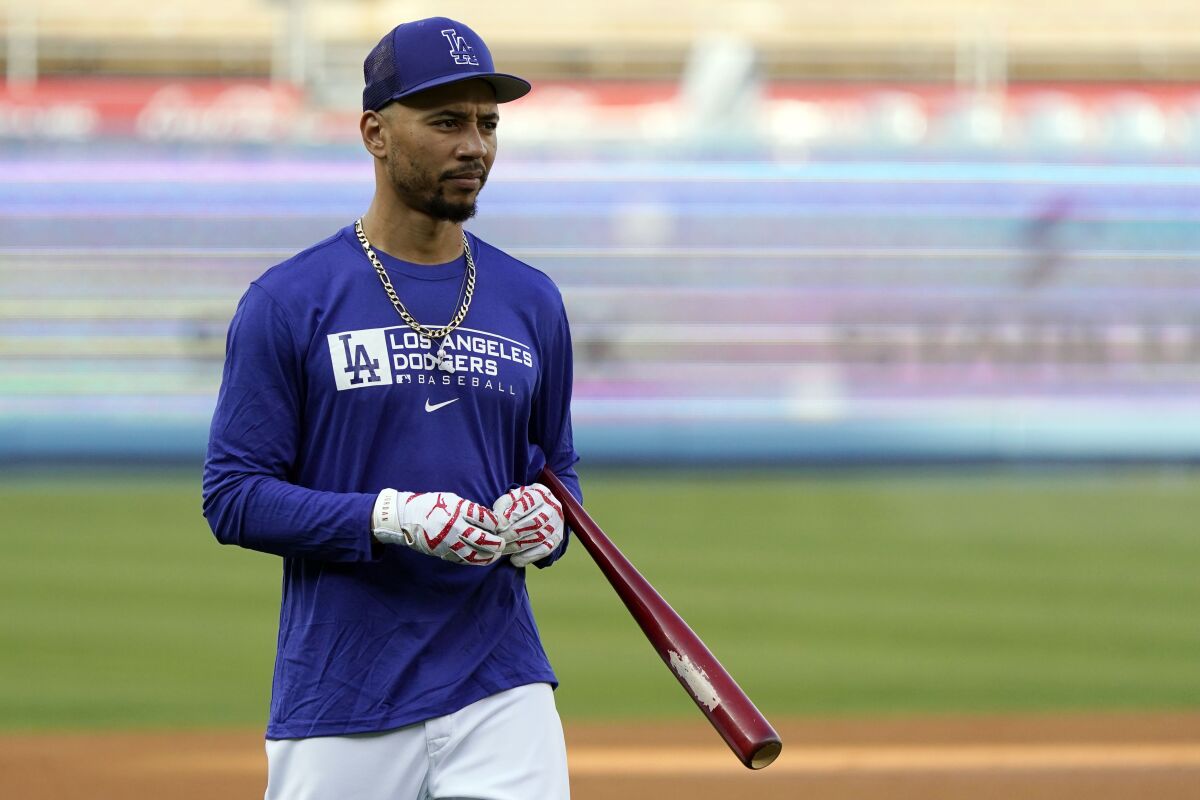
[388,330,532,376]
[326,325,534,394]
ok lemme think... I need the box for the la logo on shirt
[329,330,391,389]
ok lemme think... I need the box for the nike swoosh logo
[425,398,460,413]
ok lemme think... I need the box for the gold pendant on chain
[436,339,455,373]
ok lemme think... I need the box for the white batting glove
[493,483,564,568]
[373,490,504,566]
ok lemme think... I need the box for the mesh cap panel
[362,34,398,111]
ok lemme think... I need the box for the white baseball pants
[264,683,569,800]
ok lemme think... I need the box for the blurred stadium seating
[14,1,1200,82]
[1,2,1198,464]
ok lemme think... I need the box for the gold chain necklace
[353,218,475,373]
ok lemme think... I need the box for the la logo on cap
[441,29,479,66]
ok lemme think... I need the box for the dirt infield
[2,712,1198,799]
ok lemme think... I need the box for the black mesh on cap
[362,34,398,111]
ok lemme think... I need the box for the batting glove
[373,490,504,566]
[493,483,564,568]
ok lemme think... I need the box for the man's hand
[493,483,564,567]
[373,490,504,566]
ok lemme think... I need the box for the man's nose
[456,127,488,159]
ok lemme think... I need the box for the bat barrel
[540,468,782,770]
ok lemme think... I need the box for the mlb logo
[440,29,479,66]
[328,328,393,391]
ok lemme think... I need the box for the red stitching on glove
[532,487,562,516]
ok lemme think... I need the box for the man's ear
[360,110,388,159]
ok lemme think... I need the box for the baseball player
[202,17,579,799]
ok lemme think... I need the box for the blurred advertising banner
[3,79,1200,155]
[0,79,303,142]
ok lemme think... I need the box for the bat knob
[749,739,782,769]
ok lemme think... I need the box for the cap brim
[384,72,532,106]
[482,74,533,103]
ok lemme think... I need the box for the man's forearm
[203,472,378,562]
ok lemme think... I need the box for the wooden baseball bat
[539,467,783,770]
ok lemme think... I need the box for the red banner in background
[2,77,1198,145]
[0,78,303,140]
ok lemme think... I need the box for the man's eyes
[432,119,498,131]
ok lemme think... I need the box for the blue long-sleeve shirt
[202,224,580,738]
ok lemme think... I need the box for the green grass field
[1,468,1197,730]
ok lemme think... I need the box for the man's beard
[389,156,485,223]
[426,187,478,223]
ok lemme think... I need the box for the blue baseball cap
[363,17,532,111]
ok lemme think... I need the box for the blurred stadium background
[3,0,1199,464]
[1,6,1198,795]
